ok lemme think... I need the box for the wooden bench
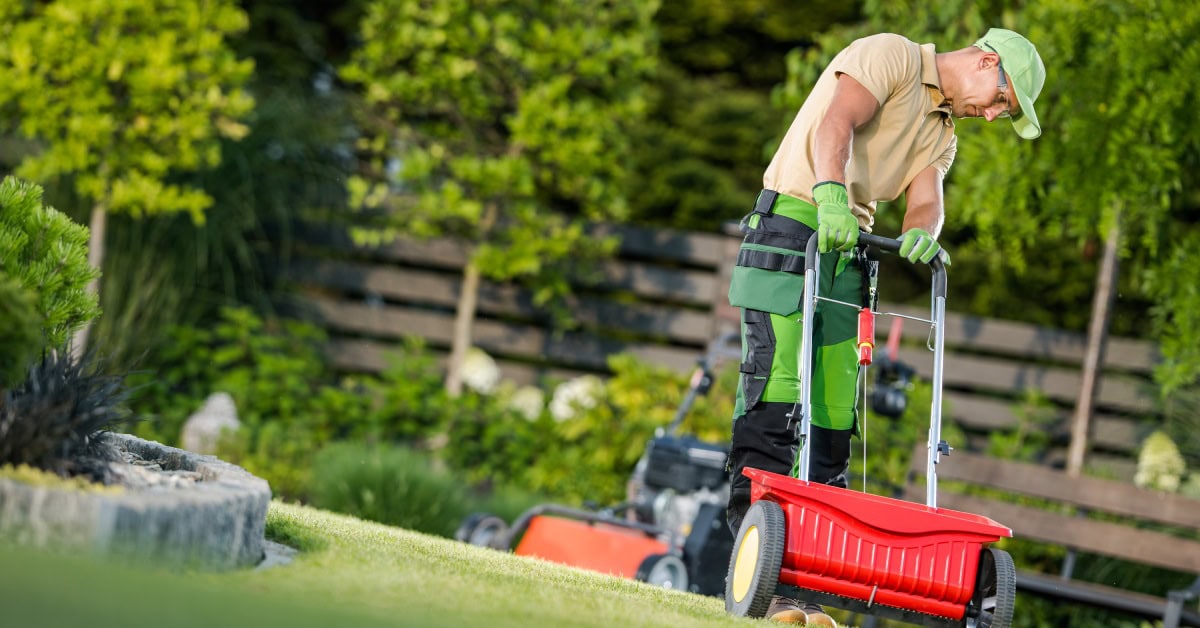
[906,443,1200,627]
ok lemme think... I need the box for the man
[725,28,1045,626]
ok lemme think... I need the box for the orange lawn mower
[725,233,1017,628]
[454,334,743,596]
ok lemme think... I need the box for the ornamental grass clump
[0,351,135,482]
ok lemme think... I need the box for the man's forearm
[901,202,945,238]
[813,117,854,187]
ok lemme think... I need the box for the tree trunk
[445,260,482,397]
[444,202,498,397]
[71,204,107,362]
[1066,217,1121,477]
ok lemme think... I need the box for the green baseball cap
[974,28,1046,140]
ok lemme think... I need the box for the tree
[77,0,368,368]
[963,0,1200,470]
[0,0,255,355]
[625,0,862,232]
[777,0,1200,467]
[341,0,659,395]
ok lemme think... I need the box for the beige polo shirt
[763,33,957,231]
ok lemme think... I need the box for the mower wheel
[635,553,689,591]
[725,500,785,618]
[454,512,509,549]
[963,547,1016,628]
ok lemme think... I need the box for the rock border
[0,433,271,570]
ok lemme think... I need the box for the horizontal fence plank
[911,445,1200,529]
[303,295,701,373]
[287,259,715,344]
[881,304,1158,374]
[903,490,1200,574]
[589,224,728,268]
[940,392,1141,453]
[295,221,727,270]
[895,346,1155,415]
[288,247,717,306]
[325,338,589,385]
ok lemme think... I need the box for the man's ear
[980,51,1001,70]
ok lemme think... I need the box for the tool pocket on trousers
[727,213,814,315]
[739,309,776,410]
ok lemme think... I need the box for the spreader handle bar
[857,232,948,299]
[797,233,949,508]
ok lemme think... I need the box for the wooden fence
[283,221,1160,479]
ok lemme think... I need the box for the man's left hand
[899,228,951,265]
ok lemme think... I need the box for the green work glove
[813,181,859,253]
[899,228,951,265]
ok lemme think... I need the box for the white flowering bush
[508,385,544,421]
[1134,430,1187,493]
[458,347,500,394]
[549,375,604,421]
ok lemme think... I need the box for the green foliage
[656,0,860,87]
[445,353,736,506]
[0,176,100,351]
[985,390,1059,462]
[1146,230,1200,391]
[0,350,133,480]
[1160,385,1200,475]
[948,0,1200,390]
[342,0,658,314]
[0,0,255,221]
[310,441,555,539]
[856,378,968,495]
[624,69,778,232]
[0,275,40,388]
[127,308,455,500]
[130,307,348,498]
[772,0,1200,394]
[625,0,863,232]
[309,442,472,538]
[83,15,361,368]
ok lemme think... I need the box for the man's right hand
[813,181,860,253]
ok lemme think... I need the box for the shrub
[309,442,472,538]
[0,176,100,352]
[0,351,134,481]
[310,441,550,538]
[0,275,40,388]
[443,353,738,506]
[127,307,455,500]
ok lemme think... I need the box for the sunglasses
[983,43,1012,118]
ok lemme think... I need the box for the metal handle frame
[796,232,948,508]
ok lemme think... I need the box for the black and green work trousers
[725,190,867,534]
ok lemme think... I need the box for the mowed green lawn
[0,501,776,628]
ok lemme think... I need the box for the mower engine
[628,435,729,537]
[626,434,733,596]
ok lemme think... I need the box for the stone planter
[0,433,271,570]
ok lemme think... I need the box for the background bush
[0,275,40,388]
[0,176,100,357]
[128,307,450,499]
[309,441,547,538]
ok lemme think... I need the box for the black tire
[964,547,1016,628]
[453,512,488,542]
[724,500,786,618]
[635,553,690,591]
[454,512,509,549]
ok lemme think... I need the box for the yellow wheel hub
[730,525,760,602]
